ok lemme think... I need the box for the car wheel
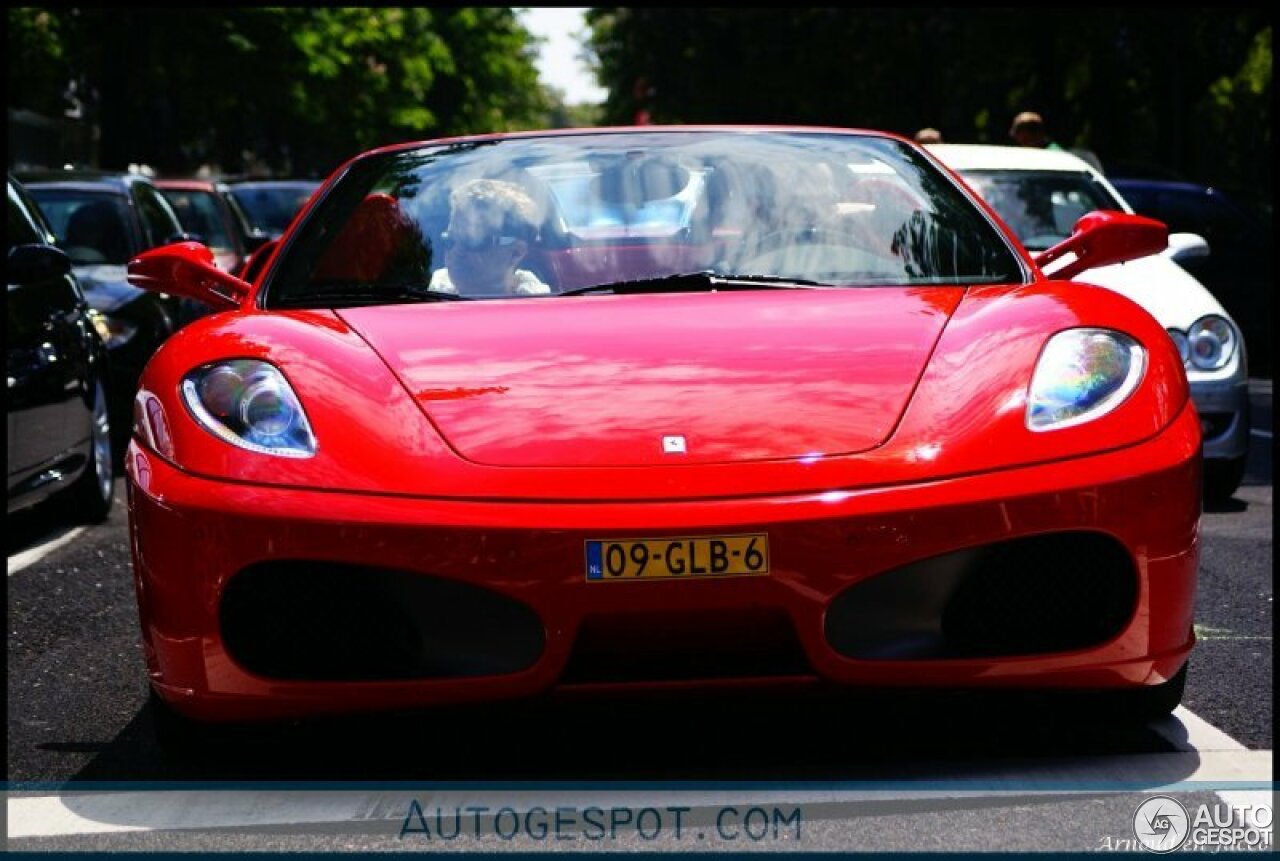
[59,379,114,524]
[1204,457,1247,502]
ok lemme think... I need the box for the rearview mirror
[127,241,249,310]
[1165,232,1210,264]
[1033,211,1167,281]
[8,244,73,284]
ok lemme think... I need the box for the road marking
[7,711,1271,839]
[1153,706,1273,822]
[1152,706,1251,753]
[7,526,85,577]
[1193,624,1272,642]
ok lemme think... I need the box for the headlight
[1166,328,1190,365]
[88,309,138,349]
[180,359,317,457]
[1027,328,1146,431]
[1185,315,1237,371]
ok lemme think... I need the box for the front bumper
[1189,375,1251,462]
[126,403,1202,722]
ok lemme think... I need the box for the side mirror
[1165,232,1211,264]
[8,243,73,284]
[127,241,249,310]
[1033,210,1167,281]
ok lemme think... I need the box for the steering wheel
[734,227,896,278]
[745,227,870,255]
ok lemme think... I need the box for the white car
[927,144,1249,501]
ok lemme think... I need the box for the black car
[7,175,114,522]
[223,179,320,240]
[1111,178,1272,376]
[18,169,196,456]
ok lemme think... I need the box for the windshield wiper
[558,271,828,296]
[276,283,473,308]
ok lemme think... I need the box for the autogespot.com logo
[1134,796,1191,853]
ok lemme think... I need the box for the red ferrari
[125,127,1199,730]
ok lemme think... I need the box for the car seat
[64,200,131,263]
[311,193,429,285]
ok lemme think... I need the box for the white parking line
[6,527,85,577]
[1153,707,1273,821]
[7,710,1271,839]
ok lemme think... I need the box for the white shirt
[428,268,551,296]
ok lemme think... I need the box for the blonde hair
[449,178,540,239]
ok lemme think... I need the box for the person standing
[1009,111,1064,150]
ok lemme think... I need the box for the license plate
[585,534,769,581]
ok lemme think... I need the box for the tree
[583,8,1271,205]
[7,7,555,176]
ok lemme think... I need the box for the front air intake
[220,561,545,681]
[825,532,1137,660]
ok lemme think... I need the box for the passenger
[428,179,550,296]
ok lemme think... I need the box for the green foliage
[7,7,555,176]
[584,8,1271,206]
[8,8,71,116]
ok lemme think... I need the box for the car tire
[1204,457,1247,502]
[58,379,114,524]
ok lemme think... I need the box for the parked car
[1109,178,1271,377]
[127,127,1199,738]
[223,179,320,240]
[156,179,271,277]
[929,144,1250,500]
[6,175,114,522]
[19,169,194,457]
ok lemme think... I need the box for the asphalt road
[6,380,1272,851]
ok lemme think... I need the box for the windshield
[159,188,234,250]
[266,131,1024,308]
[26,188,134,265]
[957,169,1123,251]
[228,182,319,236]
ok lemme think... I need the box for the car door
[7,182,96,500]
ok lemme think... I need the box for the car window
[221,189,257,239]
[161,188,234,250]
[134,183,184,248]
[27,188,135,265]
[229,183,319,235]
[265,131,1024,307]
[958,170,1121,250]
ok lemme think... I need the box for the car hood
[1073,254,1231,329]
[338,288,963,467]
[73,263,145,314]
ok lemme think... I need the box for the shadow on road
[51,685,1187,784]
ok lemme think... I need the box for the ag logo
[1133,796,1190,853]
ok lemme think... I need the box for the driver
[428,179,550,296]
